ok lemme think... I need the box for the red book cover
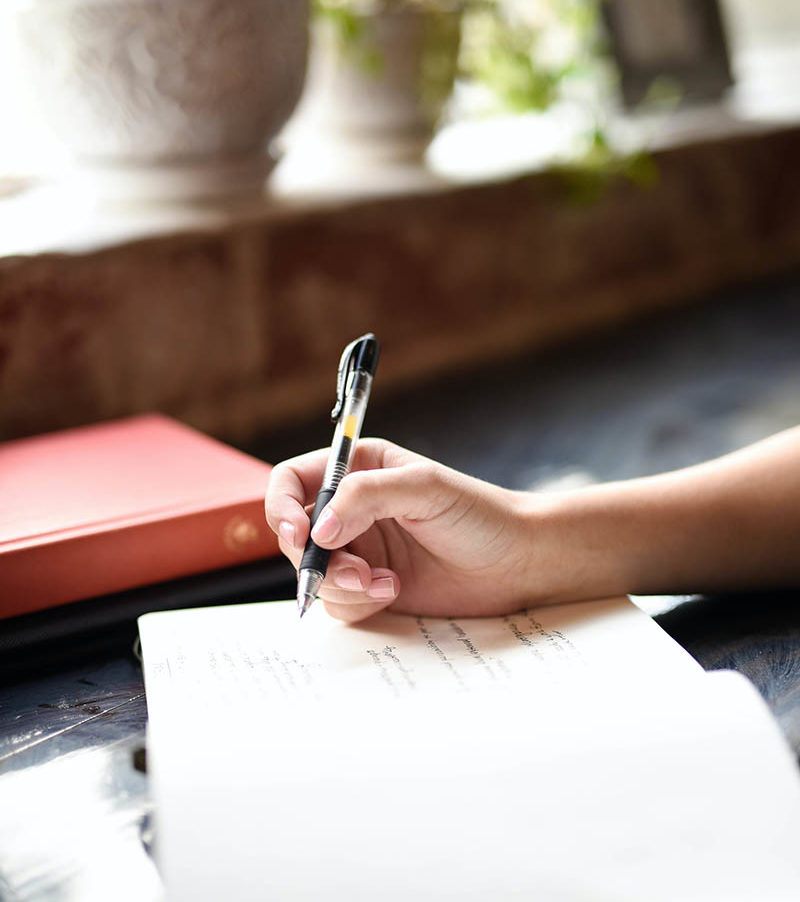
[0,415,280,619]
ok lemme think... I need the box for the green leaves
[552,130,659,205]
[474,30,562,112]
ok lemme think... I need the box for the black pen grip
[299,487,337,574]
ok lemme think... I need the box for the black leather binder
[0,557,296,678]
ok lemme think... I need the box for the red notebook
[0,415,280,618]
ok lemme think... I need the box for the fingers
[278,533,401,608]
[323,599,394,624]
[265,448,329,548]
[310,462,458,550]
[266,439,420,624]
[321,567,400,623]
[319,566,399,605]
[265,439,413,545]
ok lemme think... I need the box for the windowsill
[2,87,799,260]
[2,96,800,445]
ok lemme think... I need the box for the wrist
[513,484,641,605]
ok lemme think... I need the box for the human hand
[269,426,800,622]
[265,439,544,623]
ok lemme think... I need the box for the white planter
[13,0,309,200]
[293,5,461,161]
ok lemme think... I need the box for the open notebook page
[139,596,702,717]
[139,597,800,901]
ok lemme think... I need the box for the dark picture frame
[601,0,733,108]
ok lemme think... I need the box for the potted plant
[288,0,613,163]
[11,0,310,201]
[291,0,462,161]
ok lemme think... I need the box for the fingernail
[333,568,364,591]
[367,576,395,599]
[312,508,341,543]
[278,521,296,546]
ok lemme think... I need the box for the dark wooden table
[2,275,800,901]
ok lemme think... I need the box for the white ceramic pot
[294,4,461,161]
[13,0,309,200]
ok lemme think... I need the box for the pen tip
[296,570,322,619]
[297,593,314,619]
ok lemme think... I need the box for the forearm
[531,427,800,602]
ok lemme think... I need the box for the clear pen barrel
[322,370,373,490]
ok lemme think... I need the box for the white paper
[139,596,701,720]
[139,598,800,902]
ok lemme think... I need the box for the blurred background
[0,0,799,484]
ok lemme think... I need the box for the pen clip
[330,336,361,421]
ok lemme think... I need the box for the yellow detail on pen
[343,415,358,439]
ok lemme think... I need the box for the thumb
[310,462,461,549]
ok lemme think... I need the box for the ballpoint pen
[296,333,380,618]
